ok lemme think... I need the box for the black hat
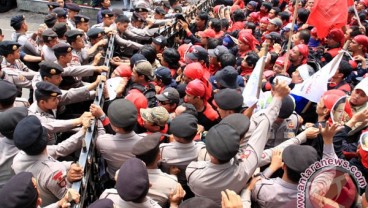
[52,42,72,55]
[208,45,229,59]
[152,35,167,47]
[155,6,167,15]
[86,28,105,39]
[154,66,172,83]
[0,107,28,139]
[52,22,68,37]
[39,61,64,78]
[0,41,21,56]
[173,5,183,13]
[107,99,138,128]
[170,114,198,138]
[265,32,282,44]
[132,132,161,160]
[156,87,180,103]
[101,10,114,18]
[65,30,84,42]
[134,1,150,12]
[47,2,60,10]
[0,80,17,101]
[44,14,57,27]
[42,29,58,42]
[0,172,38,208]
[36,81,62,97]
[130,54,147,67]
[132,12,146,22]
[278,95,295,119]
[205,123,240,161]
[52,7,68,18]
[220,113,250,137]
[214,88,243,110]
[10,15,25,28]
[116,158,149,202]
[179,197,220,208]
[88,199,114,208]
[282,145,319,173]
[214,66,239,89]
[187,46,208,62]
[66,3,81,12]
[74,15,90,24]
[13,115,48,155]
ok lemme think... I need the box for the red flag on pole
[307,0,354,39]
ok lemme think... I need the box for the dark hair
[162,48,180,70]
[219,52,236,67]
[286,166,302,183]
[35,90,51,103]
[232,10,245,22]
[269,52,278,65]
[54,50,69,59]
[338,60,353,79]
[220,19,230,31]
[297,8,310,24]
[136,147,159,166]
[245,22,256,33]
[115,14,130,23]
[0,95,16,109]
[244,51,259,67]
[181,103,198,117]
[279,11,290,22]
[139,45,157,64]
[210,18,222,32]
[197,11,209,23]
[262,2,273,11]
[271,0,279,6]
[136,71,150,82]
[12,21,23,31]
[0,28,2,35]
[122,123,136,133]
[298,29,311,44]
[349,26,363,38]
[271,7,280,16]
[207,38,221,49]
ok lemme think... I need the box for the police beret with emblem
[0,107,28,140]
[132,132,161,160]
[36,81,62,97]
[39,61,64,78]
[0,172,38,208]
[0,40,21,56]
[14,115,48,155]
[108,99,138,128]
[42,29,58,42]
[132,12,146,22]
[52,42,72,55]
[66,3,80,12]
[282,145,319,173]
[65,29,84,42]
[44,13,57,27]
[74,14,90,24]
[101,10,114,18]
[47,1,60,9]
[86,27,105,39]
[0,80,17,101]
[52,22,68,37]
[52,7,68,18]
[170,113,198,138]
[88,199,114,208]
[10,15,25,28]
[134,1,149,12]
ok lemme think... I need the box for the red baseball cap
[327,29,345,46]
[114,64,132,78]
[198,29,216,38]
[183,62,204,80]
[185,79,206,98]
[353,35,368,48]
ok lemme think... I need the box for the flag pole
[283,0,300,74]
[256,44,269,99]
[353,4,363,28]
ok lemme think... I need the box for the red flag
[307,0,354,39]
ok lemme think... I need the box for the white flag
[291,52,344,103]
[242,56,266,107]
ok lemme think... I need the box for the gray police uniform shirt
[2,68,32,89]
[1,59,38,80]
[11,32,41,56]
[251,144,338,208]
[100,189,162,208]
[147,169,178,207]
[96,131,142,179]
[186,97,282,204]
[265,113,299,149]
[0,135,18,189]
[71,48,89,66]
[42,45,57,62]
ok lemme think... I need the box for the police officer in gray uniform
[132,133,179,207]
[185,81,290,204]
[42,29,59,62]
[65,30,89,66]
[96,99,142,179]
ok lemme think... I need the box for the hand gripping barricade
[70,0,215,206]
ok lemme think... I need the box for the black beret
[52,22,68,37]
[52,7,68,17]
[179,197,220,208]
[10,15,25,28]
[0,172,38,208]
[155,6,167,15]
[132,132,161,157]
[278,95,295,119]
[214,89,243,110]
[52,42,72,54]
[107,99,138,128]
[116,158,149,202]
[101,10,114,18]
[0,107,28,139]
[74,14,90,24]
[0,41,21,56]
[152,35,167,47]
[282,145,319,173]
[47,1,60,9]
[66,3,80,12]
[170,114,198,138]
[88,199,114,208]
[0,80,17,100]
[13,115,48,155]
[36,81,62,97]
[132,12,146,22]
[65,30,84,42]
[219,113,250,137]
[86,27,105,39]
[44,14,57,27]
[42,29,58,41]
[205,123,240,161]
[39,61,64,78]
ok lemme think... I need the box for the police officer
[52,22,68,43]
[65,29,88,66]
[66,3,80,30]
[132,132,179,207]
[91,10,116,30]
[75,14,90,34]
[42,29,59,62]
[52,7,68,24]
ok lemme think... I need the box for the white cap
[354,77,368,96]
[296,64,314,81]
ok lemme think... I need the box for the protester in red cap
[177,44,190,66]
[315,90,346,124]
[182,62,205,84]
[228,10,246,32]
[349,35,368,57]
[357,0,368,12]
[112,64,132,78]
[126,89,149,132]
[185,79,219,130]
[233,0,244,9]
[247,12,260,23]
[288,44,309,76]
[322,29,345,63]
[213,5,224,18]
[198,29,216,48]
[255,17,269,42]
[237,31,259,58]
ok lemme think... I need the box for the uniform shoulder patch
[52,170,67,187]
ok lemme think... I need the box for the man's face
[268,9,276,19]
[43,96,60,110]
[57,16,67,23]
[117,22,129,33]
[104,16,115,27]
[68,10,79,19]
[292,32,302,45]
[22,20,29,32]
[195,17,205,28]
[289,46,301,62]
[63,51,72,63]
[158,100,176,113]
[238,41,250,52]
[72,38,85,50]
[77,22,89,33]
[0,33,4,42]
[101,0,111,8]
[260,22,268,30]
[260,5,267,13]
[184,93,197,105]
[56,0,64,7]
[273,64,283,74]
[138,12,148,19]
[348,40,361,52]
[47,38,58,48]
[306,0,314,8]
[45,74,63,86]
[350,89,368,106]
[11,48,21,60]
[267,23,278,32]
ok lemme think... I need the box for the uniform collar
[208,159,232,169]
[276,177,298,189]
